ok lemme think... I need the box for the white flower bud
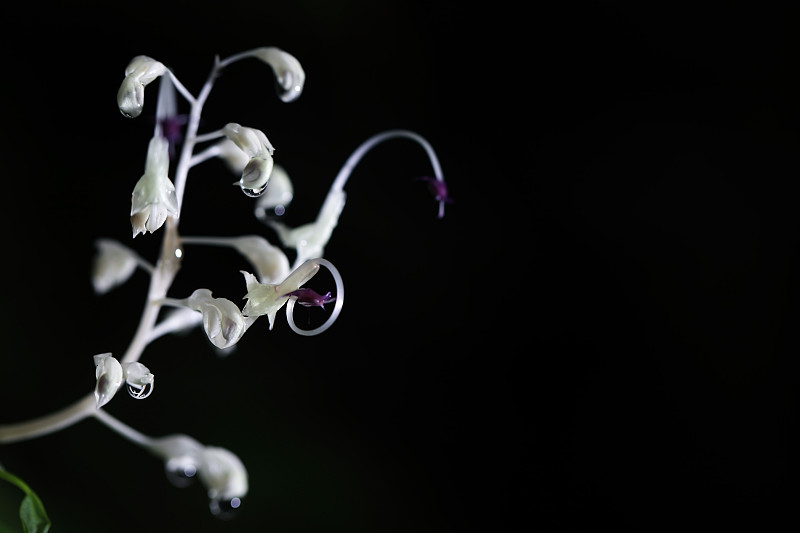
[91,239,139,294]
[221,123,275,197]
[148,434,248,504]
[186,289,246,349]
[249,47,305,102]
[131,135,179,237]
[254,164,293,218]
[117,56,167,118]
[215,139,250,175]
[122,362,154,399]
[198,446,248,501]
[240,156,273,198]
[94,353,123,409]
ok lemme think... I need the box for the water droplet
[127,381,154,399]
[210,496,242,519]
[241,184,268,198]
[165,459,197,488]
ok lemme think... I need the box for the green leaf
[0,467,51,533]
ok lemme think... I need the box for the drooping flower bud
[94,353,123,409]
[131,135,179,237]
[222,123,274,197]
[117,55,167,118]
[91,239,140,294]
[122,362,155,399]
[185,289,246,349]
[147,434,248,512]
[248,47,305,102]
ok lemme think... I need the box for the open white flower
[131,135,179,237]
[117,55,167,118]
[241,259,320,329]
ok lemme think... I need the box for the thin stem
[172,58,221,213]
[331,129,444,193]
[0,396,95,444]
[93,408,154,448]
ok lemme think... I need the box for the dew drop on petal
[241,184,268,198]
[127,381,154,399]
[210,496,242,519]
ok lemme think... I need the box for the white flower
[222,123,274,197]
[94,353,123,408]
[254,164,293,218]
[241,259,321,329]
[267,188,346,266]
[91,239,139,294]
[215,138,250,175]
[186,289,246,349]
[248,47,305,102]
[123,362,155,399]
[131,135,179,237]
[149,434,248,503]
[198,446,248,502]
[117,55,167,118]
[94,354,155,407]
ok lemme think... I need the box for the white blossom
[186,289,246,349]
[241,259,321,329]
[117,55,167,118]
[131,135,179,237]
[248,47,305,102]
[91,239,139,294]
[222,123,274,197]
[94,353,123,409]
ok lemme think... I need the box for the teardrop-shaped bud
[94,353,123,408]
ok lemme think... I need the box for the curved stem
[93,408,154,448]
[331,129,444,193]
[0,395,95,444]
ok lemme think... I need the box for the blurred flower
[150,434,248,506]
[91,239,141,294]
[267,189,346,266]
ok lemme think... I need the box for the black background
[2,1,800,531]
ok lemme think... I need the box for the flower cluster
[0,46,449,520]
